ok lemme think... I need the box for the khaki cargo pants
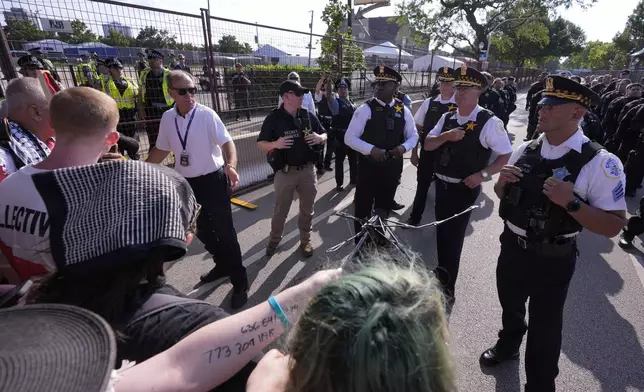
[270,163,317,245]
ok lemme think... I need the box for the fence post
[0,30,17,81]
[398,45,402,71]
[201,8,221,112]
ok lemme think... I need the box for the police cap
[279,80,310,97]
[335,78,351,90]
[28,47,43,55]
[148,50,164,60]
[538,75,600,109]
[373,65,402,83]
[17,55,44,69]
[436,66,455,82]
[109,58,124,69]
[452,65,487,89]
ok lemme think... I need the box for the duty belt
[281,163,312,173]
[506,228,576,258]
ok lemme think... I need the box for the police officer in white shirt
[345,65,418,238]
[424,66,513,303]
[146,70,248,309]
[479,76,627,392]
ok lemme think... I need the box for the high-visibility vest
[75,63,96,85]
[107,77,138,110]
[97,74,109,92]
[139,68,173,106]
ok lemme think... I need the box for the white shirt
[0,166,55,273]
[277,92,316,114]
[156,104,232,179]
[428,105,513,156]
[507,129,627,236]
[344,98,419,156]
[414,95,456,126]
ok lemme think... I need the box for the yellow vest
[76,63,96,85]
[139,68,173,106]
[107,77,138,110]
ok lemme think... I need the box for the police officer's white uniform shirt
[345,98,419,156]
[506,129,627,237]
[428,105,513,181]
[156,104,232,179]
[413,95,456,126]
[277,92,316,114]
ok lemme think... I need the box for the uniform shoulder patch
[601,156,623,178]
[612,181,625,202]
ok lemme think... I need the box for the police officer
[619,104,644,196]
[480,76,627,392]
[105,58,140,160]
[174,54,192,74]
[17,55,44,78]
[503,76,518,114]
[424,65,513,302]
[136,52,149,78]
[231,63,251,122]
[75,53,97,87]
[138,50,174,150]
[493,78,510,128]
[479,72,505,121]
[94,59,111,92]
[526,72,547,112]
[601,82,642,140]
[168,53,179,69]
[619,197,644,248]
[326,77,357,191]
[257,80,327,258]
[613,102,644,161]
[28,48,60,82]
[345,65,418,239]
[315,74,335,174]
[407,67,456,226]
[598,79,629,120]
[526,87,545,141]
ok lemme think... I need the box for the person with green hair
[247,257,457,392]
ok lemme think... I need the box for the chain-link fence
[0,0,539,190]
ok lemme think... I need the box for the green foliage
[100,29,134,47]
[3,18,50,43]
[318,0,365,75]
[57,20,98,44]
[562,41,628,69]
[246,64,321,72]
[135,26,177,49]
[213,35,253,54]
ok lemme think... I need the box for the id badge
[180,150,190,167]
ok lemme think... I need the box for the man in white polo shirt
[147,70,248,309]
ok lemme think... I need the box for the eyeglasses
[286,91,304,97]
[173,87,197,96]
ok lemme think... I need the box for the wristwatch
[481,170,490,179]
[566,198,582,213]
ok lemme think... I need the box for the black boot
[619,230,635,249]
[479,345,520,367]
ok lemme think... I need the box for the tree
[318,0,365,74]
[3,18,50,44]
[135,26,177,49]
[57,20,98,44]
[394,0,596,58]
[213,35,252,54]
[100,29,134,47]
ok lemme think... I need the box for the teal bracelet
[268,296,290,329]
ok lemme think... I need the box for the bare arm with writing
[115,269,342,392]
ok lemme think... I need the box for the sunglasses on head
[173,87,197,96]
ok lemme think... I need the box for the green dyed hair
[286,254,456,392]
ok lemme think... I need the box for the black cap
[279,80,310,97]
[148,50,164,60]
[109,58,123,69]
[335,78,351,90]
[17,55,44,69]
[436,66,455,82]
[373,65,402,83]
[452,65,487,88]
[28,47,43,55]
[538,75,600,109]
[137,52,144,56]
[95,59,106,66]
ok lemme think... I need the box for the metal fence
[0,0,539,190]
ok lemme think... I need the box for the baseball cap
[279,80,309,97]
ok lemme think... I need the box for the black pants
[434,179,481,298]
[144,106,170,149]
[317,120,333,169]
[353,157,403,235]
[495,228,577,392]
[409,151,436,222]
[234,92,251,120]
[186,169,246,288]
[625,197,644,236]
[334,138,357,187]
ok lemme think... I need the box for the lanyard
[174,105,198,151]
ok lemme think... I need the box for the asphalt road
[164,92,644,392]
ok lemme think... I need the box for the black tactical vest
[332,98,356,130]
[435,109,493,179]
[422,98,456,142]
[360,98,405,151]
[317,97,333,127]
[499,139,602,240]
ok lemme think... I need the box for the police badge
[552,167,570,180]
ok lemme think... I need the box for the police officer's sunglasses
[172,87,197,95]
[285,90,305,97]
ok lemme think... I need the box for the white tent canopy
[413,54,464,71]
[364,41,412,59]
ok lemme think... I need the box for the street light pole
[308,11,314,68]
[176,18,183,44]
[347,0,352,28]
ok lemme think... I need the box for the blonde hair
[50,87,119,138]
[286,253,456,392]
